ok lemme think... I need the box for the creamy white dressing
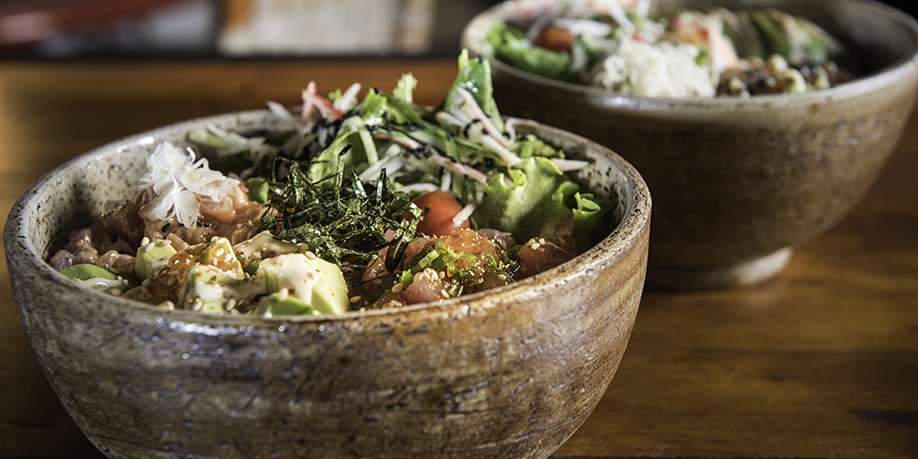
[257,254,321,302]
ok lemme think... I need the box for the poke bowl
[462,0,918,290]
[4,56,650,458]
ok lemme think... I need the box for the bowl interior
[7,111,649,321]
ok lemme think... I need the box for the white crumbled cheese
[140,142,240,227]
[592,38,716,98]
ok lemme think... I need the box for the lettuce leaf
[486,22,572,81]
[445,49,504,131]
[472,157,569,242]
[394,73,418,103]
[516,134,565,159]
[473,157,608,249]
[359,89,388,122]
[572,192,606,250]
[307,139,353,186]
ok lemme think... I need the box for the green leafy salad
[49,51,608,317]
[485,0,854,97]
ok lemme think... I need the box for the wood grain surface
[1,59,916,458]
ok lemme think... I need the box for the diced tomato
[412,191,469,236]
[534,26,575,53]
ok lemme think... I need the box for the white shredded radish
[358,156,407,182]
[431,154,488,184]
[435,111,465,128]
[266,100,294,121]
[551,159,591,172]
[400,183,439,193]
[571,41,589,74]
[333,83,362,112]
[374,131,422,150]
[440,168,452,191]
[455,88,512,148]
[526,12,555,43]
[607,2,635,33]
[452,203,476,226]
[140,142,239,228]
[480,135,522,167]
[555,18,612,37]
[504,118,519,142]
[632,0,651,16]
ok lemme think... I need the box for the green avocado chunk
[256,293,317,317]
[244,177,270,204]
[255,253,349,316]
[61,264,117,281]
[179,265,240,314]
[135,240,178,279]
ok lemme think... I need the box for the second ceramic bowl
[463,0,918,290]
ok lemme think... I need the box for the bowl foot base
[647,248,793,292]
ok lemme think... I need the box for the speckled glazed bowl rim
[4,110,651,328]
[462,0,918,113]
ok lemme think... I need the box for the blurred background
[0,0,909,60]
[0,0,499,59]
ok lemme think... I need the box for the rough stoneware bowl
[463,0,918,290]
[4,111,650,459]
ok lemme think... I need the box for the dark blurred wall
[881,0,917,17]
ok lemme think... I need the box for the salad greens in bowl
[4,52,651,458]
[481,0,855,98]
[464,0,918,290]
[46,50,610,318]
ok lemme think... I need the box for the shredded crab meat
[140,142,240,228]
[430,153,488,184]
[373,131,423,150]
[302,81,343,121]
[333,83,362,112]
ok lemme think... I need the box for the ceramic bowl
[4,112,650,459]
[463,0,918,290]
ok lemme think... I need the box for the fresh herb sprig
[261,162,421,274]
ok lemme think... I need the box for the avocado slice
[135,240,178,279]
[233,231,301,268]
[60,264,128,292]
[255,253,349,315]
[255,293,318,317]
[179,265,240,313]
[61,263,117,281]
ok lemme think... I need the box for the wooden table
[1,59,916,458]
